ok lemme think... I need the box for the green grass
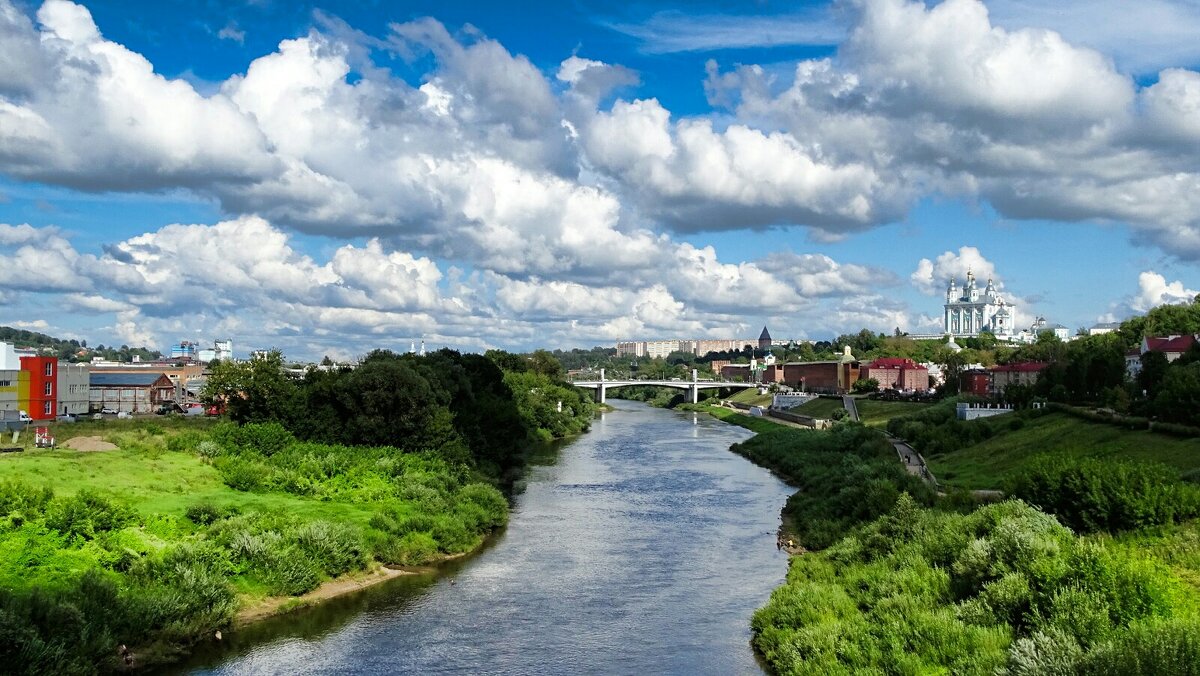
[725,388,773,407]
[1108,520,1200,593]
[927,412,1200,490]
[855,400,931,428]
[790,396,846,419]
[0,447,377,528]
[698,405,784,434]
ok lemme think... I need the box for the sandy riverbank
[234,550,477,626]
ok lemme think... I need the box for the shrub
[293,521,367,577]
[44,491,135,540]
[213,457,270,492]
[166,431,206,453]
[184,502,238,526]
[376,531,438,566]
[0,480,53,516]
[211,421,295,457]
[1006,458,1200,533]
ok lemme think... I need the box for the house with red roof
[860,357,929,392]
[989,362,1049,396]
[1126,334,1199,379]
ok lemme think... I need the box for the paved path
[886,433,938,487]
[842,396,860,422]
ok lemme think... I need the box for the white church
[943,270,1015,339]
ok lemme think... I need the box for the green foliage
[851,377,879,394]
[1155,362,1200,427]
[730,424,935,549]
[752,499,1197,675]
[1006,458,1200,533]
[44,490,135,541]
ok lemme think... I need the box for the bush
[1006,458,1200,532]
[184,502,239,526]
[44,491,135,540]
[376,531,439,566]
[294,521,367,577]
[210,421,295,457]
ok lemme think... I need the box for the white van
[18,411,32,423]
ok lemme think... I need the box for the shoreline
[232,549,477,626]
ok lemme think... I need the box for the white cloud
[606,8,843,54]
[911,246,1000,296]
[217,21,245,44]
[1131,271,1199,312]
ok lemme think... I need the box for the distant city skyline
[1,0,1198,360]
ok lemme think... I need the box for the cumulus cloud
[1130,271,1199,313]
[911,246,1000,296]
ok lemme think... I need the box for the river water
[172,401,795,675]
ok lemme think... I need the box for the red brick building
[720,364,751,382]
[860,357,930,392]
[19,356,56,420]
[989,362,1049,396]
[781,361,860,394]
[959,369,992,397]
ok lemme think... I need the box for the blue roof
[90,372,171,387]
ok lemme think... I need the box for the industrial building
[89,372,175,414]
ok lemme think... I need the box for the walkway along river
[169,400,795,675]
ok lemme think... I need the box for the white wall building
[57,363,90,416]
[944,270,1015,338]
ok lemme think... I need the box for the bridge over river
[570,369,758,404]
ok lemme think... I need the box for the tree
[320,355,334,367]
[201,349,297,424]
[528,350,565,379]
[1155,362,1200,426]
[852,378,879,394]
[1137,351,1171,399]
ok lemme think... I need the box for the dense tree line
[0,326,161,363]
[203,348,594,476]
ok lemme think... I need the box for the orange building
[19,356,57,420]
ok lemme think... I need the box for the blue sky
[1,0,1198,359]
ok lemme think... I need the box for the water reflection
[172,401,793,675]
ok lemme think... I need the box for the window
[44,362,52,377]
[43,401,51,415]
[44,382,52,396]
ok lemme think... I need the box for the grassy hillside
[725,388,773,407]
[927,412,1200,489]
[855,400,930,428]
[0,419,508,672]
[790,396,845,419]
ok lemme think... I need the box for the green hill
[926,412,1200,490]
[0,326,161,362]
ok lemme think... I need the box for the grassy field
[789,396,845,419]
[698,405,786,434]
[725,388,773,407]
[0,445,378,529]
[927,412,1200,490]
[854,400,930,428]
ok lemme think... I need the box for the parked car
[17,410,33,423]
[182,403,205,417]
[100,407,118,415]
[56,414,77,423]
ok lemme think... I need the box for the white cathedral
[944,270,1014,338]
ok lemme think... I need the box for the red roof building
[861,357,929,392]
[1126,334,1199,378]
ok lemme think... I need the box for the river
[170,401,795,675]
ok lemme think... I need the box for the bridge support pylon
[597,368,606,404]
